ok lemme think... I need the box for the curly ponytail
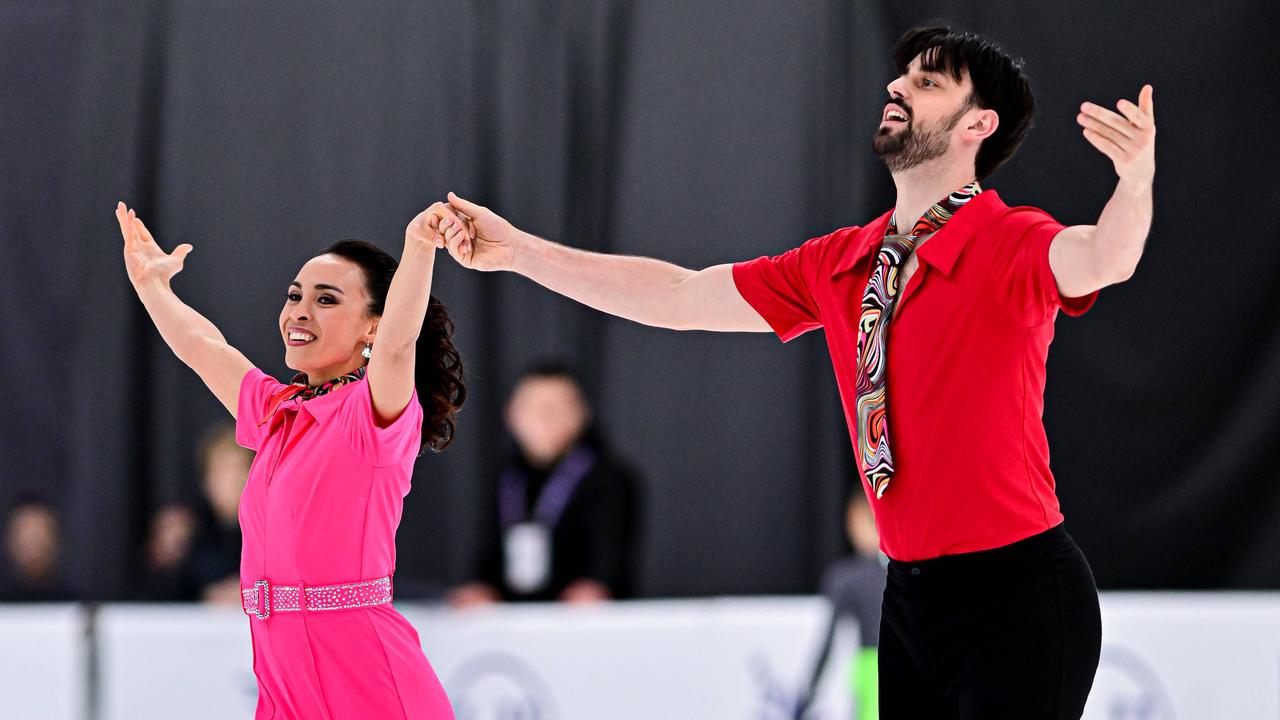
[317,239,466,455]
[415,296,466,453]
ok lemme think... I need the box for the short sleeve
[732,232,843,342]
[332,381,425,468]
[993,208,1098,326]
[235,368,285,451]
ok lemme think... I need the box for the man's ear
[966,108,1000,141]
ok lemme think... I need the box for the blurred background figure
[191,424,251,604]
[137,502,198,600]
[450,363,641,607]
[0,495,73,602]
[798,490,885,720]
[136,424,250,603]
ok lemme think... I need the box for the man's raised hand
[1077,84,1156,187]
[116,201,193,288]
[440,192,518,272]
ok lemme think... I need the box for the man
[449,363,640,607]
[430,25,1154,718]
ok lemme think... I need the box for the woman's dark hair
[894,24,1035,180]
[318,239,466,455]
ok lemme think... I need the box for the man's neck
[890,159,978,234]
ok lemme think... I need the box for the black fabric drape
[1,1,1277,599]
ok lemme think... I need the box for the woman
[115,200,466,719]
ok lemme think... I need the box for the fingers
[443,218,470,262]
[418,201,466,248]
[1082,128,1124,162]
[447,191,484,217]
[1139,84,1154,119]
[1076,112,1132,149]
[425,201,459,226]
[1079,102,1134,140]
[1116,92,1154,131]
[135,217,158,247]
[172,243,194,263]
[442,219,467,247]
[115,203,134,242]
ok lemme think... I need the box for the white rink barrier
[0,604,88,720]
[1,594,1277,719]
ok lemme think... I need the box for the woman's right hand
[116,201,193,288]
[441,192,520,272]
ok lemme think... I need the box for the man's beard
[873,105,968,173]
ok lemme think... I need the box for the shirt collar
[265,372,365,426]
[293,379,359,425]
[829,190,1003,279]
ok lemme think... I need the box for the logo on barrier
[1083,645,1176,720]
[447,651,558,720]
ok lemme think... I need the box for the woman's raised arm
[116,202,253,417]
[364,203,455,426]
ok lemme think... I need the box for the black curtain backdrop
[2,1,1277,599]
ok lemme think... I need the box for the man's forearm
[510,230,697,329]
[1091,178,1152,282]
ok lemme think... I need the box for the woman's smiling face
[279,254,377,383]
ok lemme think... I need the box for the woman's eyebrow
[288,281,345,295]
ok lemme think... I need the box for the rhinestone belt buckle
[254,579,271,620]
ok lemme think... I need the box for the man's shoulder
[970,190,1059,234]
[800,209,892,260]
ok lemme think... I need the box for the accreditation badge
[504,521,552,593]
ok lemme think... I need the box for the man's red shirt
[733,190,1096,561]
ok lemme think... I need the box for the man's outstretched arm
[1050,84,1156,298]
[438,192,770,333]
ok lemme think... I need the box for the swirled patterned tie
[855,181,981,497]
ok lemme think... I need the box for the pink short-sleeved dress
[235,368,454,719]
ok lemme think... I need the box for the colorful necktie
[855,182,981,497]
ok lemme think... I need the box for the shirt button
[910,567,921,576]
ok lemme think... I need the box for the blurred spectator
[798,490,885,719]
[0,495,73,602]
[137,502,199,600]
[136,424,250,603]
[192,424,251,605]
[450,363,641,608]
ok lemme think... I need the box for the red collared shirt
[733,190,1096,561]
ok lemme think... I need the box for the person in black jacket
[450,363,640,606]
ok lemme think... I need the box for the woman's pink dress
[235,368,454,719]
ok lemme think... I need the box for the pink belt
[241,576,393,619]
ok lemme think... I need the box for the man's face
[873,53,977,173]
[505,376,590,467]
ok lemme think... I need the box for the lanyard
[498,446,597,530]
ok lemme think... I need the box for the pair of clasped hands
[411,192,514,272]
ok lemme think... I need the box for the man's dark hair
[894,25,1035,180]
[514,361,584,391]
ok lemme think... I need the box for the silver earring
[361,343,373,359]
